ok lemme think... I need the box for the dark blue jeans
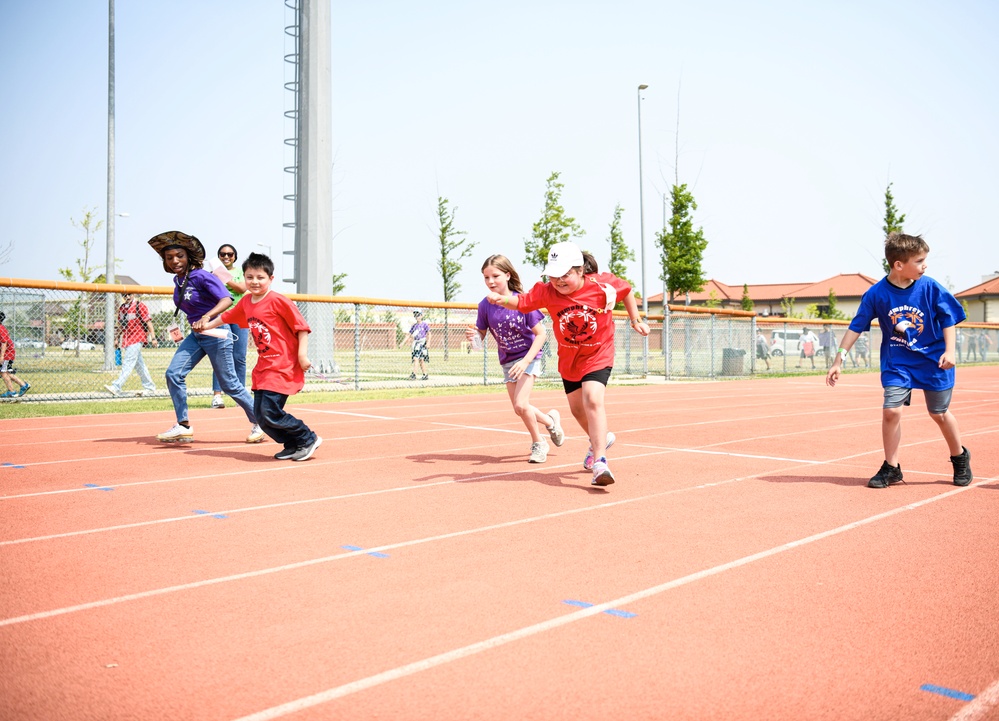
[254,389,316,450]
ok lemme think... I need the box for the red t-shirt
[118,301,151,347]
[0,324,14,361]
[221,291,311,395]
[517,272,631,381]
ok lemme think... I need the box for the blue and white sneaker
[583,432,616,471]
[591,458,615,486]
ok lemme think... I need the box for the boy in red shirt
[0,311,31,397]
[487,242,650,486]
[196,253,321,461]
[105,292,158,396]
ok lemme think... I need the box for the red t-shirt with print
[221,291,311,395]
[0,324,14,361]
[516,272,631,381]
[118,300,151,347]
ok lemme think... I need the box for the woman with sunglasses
[210,244,249,408]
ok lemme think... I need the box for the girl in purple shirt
[467,254,565,463]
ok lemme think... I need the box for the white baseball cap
[543,242,584,277]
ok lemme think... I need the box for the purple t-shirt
[173,268,230,325]
[476,296,545,366]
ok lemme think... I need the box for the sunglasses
[219,252,236,258]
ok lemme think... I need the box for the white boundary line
[226,480,995,721]
[950,678,999,721]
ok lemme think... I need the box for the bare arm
[825,328,861,386]
[297,330,311,371]
[939,326,956,369]
[191,297,234,330]
[621,294,650,336]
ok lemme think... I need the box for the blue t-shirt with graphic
[476,295,545,366]
[848,275,966,390]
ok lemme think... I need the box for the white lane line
[226,481,991,721]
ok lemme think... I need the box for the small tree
[331,272,347,296]
[740,284,754,312]
[60,208,105,355]
[435,195,476,360]
[606,204,636,309]
[881,182,906,274]
[781,296,797,318]
[656,183,708,301]
[524,171,585,271]
[704,290,721,308]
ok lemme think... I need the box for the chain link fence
[3,280,998,402]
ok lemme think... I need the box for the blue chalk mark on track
[83,483,114,491]
[920,684,975,701]
[563,600,636,618]
[192,510,228,519]
[342,545,389,558]
[2,462,25,469]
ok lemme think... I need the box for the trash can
[721,347,746,375]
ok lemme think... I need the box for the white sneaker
[104,384,121,397]
[583,431,616,470]
[211,395,225,409]
[546,409,565,447]
[528,440,549,463]
[157,424,194,443]
[591,458,615,486]
[246,424,265,443]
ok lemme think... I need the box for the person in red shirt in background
[197,252,321,462]
[105,292,158,396]
[0,311,31,397]
[487,241,650,487]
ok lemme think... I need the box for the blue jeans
[254,389,316,450]
[166,331,256,425]
[110,342,156,392]
[211,323,248,393]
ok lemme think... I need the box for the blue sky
[1,1,997,303]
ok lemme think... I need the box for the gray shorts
[502,356,542,383]
[883,386,953,414]
[0,360,14,373]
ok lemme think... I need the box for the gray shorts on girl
[883,385,953,414]
[502,356,543,383]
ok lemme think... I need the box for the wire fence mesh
[2,280,998,403]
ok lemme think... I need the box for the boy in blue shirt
[826,232,972,488]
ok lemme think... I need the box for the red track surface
[2,369,998,721]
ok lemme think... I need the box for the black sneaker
[290,436,323,462]
[868,461,904,489]
[950,446,973,486]
[274,447,297,460]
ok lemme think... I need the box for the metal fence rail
[2,279,997,403]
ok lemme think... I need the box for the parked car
[61,339,97,351]
[15,338,45,349]
[769,329,807,356]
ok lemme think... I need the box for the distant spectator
[755,330,771,371]
[0,311,30,398]
[797,327,819,369]
[964,330,978,362]
[852,332,869,367]
[105,292,158,397]
[955,328,964,363]
[406,310,430,380]
[979,330,992,361]
[818,324,837,368]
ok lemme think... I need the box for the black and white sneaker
[274,447,298,460]
[868,461,904,489]
[290,436,322,462]
[950,446,973,486]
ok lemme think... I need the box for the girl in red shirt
[487,242,649,486]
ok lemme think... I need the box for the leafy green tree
[524,171,585,271]
[740,283,754,312]
[781,296,797,318]
[881,182,906,274]
[331,273,347,296]
[704,290,721,308]
[655,183,707,302]
[436,195,476,360]
[59,208,105,354]
[606,204,637,309]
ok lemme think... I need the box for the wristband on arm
[838,347,849,357]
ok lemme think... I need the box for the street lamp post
[103,0,117,371]
[637,83,649,375]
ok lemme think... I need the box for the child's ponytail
[581,252,599,275]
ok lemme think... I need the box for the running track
[2,368,998,720]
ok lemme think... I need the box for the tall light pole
[103,0,117,371]
[637,83,649,375]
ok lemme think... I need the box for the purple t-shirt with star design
[476,295,546,366]
[173,268,230,325]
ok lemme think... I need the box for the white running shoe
[157,424,194,443]
[546,409,565,447]
[528,440,549,463]
[591,458,615,486]
[104,384,121,397]
[211,395,225,409]
[583,431,616,470]
[246,424,265,443]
